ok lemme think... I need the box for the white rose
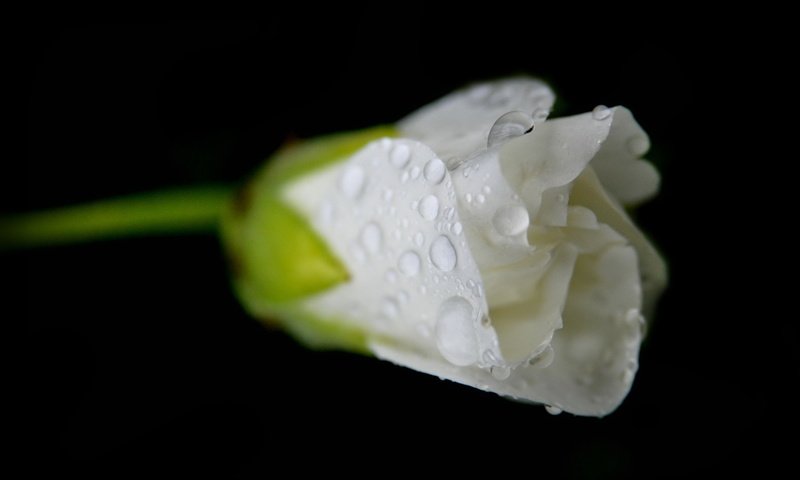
[222,78,667,416]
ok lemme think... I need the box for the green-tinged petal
[221,126,395,351]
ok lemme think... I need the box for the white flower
[223,78,667,416]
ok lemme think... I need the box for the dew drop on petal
[487,111,535,148]
[418,195,440,221]
[339,166,365,199]
[452,222,463,235]
[424,158,446,185]
[490,365,511,380]
[360,222,383,254]
[592,105,612,120]
[416,323,432,339]
[398,290,410,304]
[545,405,563,415]
[381,297,400,319]
[435,296,478,366]
[385,269,398,283]
[414,231,425,247]
[390,144,411,168]
[492,205,530,236]
[430,235,457,272]
[528,344,555,369]
[398,250,421,277]
[410,166,421,179]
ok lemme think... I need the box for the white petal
[398,78,555,163]
[590,107,660,205]
[570,167,667,318]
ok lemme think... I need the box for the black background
[8,21,793,477]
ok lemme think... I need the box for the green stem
[0,186,234,250]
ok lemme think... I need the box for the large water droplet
[424,158,446,185]
[339,166,365,199]
[430,235,457,272]
[487,111,534,148]
[452,222,463,235]
[398,250,421,277]
[435,296,478,366]
[592,105,611,121]
[418,195,440,221]
[390,144,411,168]
[490,365,511,380]
[360,222,383,254]
[492,205,530,236]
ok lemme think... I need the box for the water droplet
[360,222,383,254]
[339,166,365,199]
[487,111,535,148]
[627,135,650,155]
[592,105,611,120]
[435,296,478,366]
[410,166,421,179]
[545,405,563,415]
[398,290,410,304]
[418,195,440,221]
[401,170,410,183]
[390,144,411,168]
[398,250,421,277]
[491,365,511,380]
[381,297,400,319]
[423,158,446,185]
[414,232,425,247]
[452,222,463,235]
[482,185,492,195]
[416,323,432,339]
[380,138,392,151]
[476,194,486,204]
[465,193,473,203]
[480,314,491,327]
[430,235,457,272]
[528,344,554,369]
[385,269,398,283]
[410,200,419,210]
[382,189,394,203]
[482,349,499,365]
[492,205,530,236]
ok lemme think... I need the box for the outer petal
[590,107,660,205]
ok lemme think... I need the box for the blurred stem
[0,186,233,250]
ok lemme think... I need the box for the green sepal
[221,126,396,350]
